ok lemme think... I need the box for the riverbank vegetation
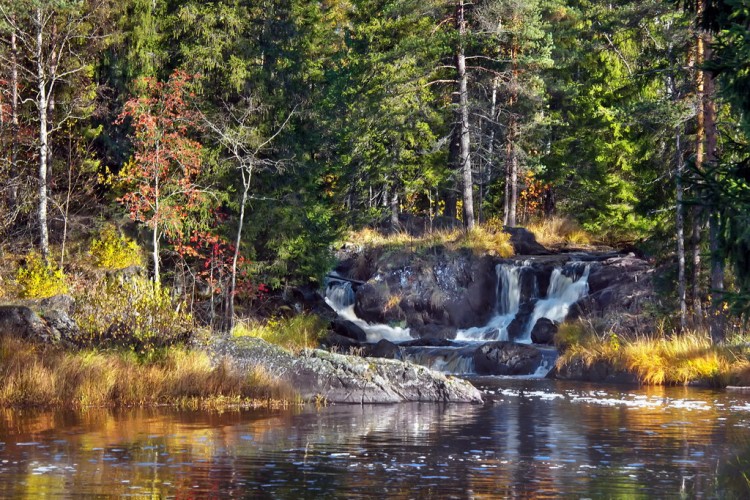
[0,0,750,400]
[347,221,514,257]
[0,335,296,408]
[556,322,750,386]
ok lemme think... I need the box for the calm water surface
[2,379,750,498]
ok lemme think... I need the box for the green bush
[74,276,193,354]
[15,252,68,298]
[89,224,143,270]
[232,314,329,351]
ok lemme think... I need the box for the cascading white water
[516,264,590,344]
[325,279,413,343]
[455,264,525,341]
[498,264,522,316]
[323,260,587,376]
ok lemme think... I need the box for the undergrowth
[556,321,750,386]
[0,336,297,408]
[15,252,68,299]
[74,276,194,353]
[89,224,143,270]
[526,216,592,248]
[232,314,329,351]
[348,219,513,257]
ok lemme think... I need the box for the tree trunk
[152,142,161,283]
[505,43,519,227]
[229,168,252,331]
[704,43,724,342]
[9,21,19,214]
[35,8,50,260]
[482,76,499,224]
[456,0,474,230]
[508,120,518,227]
[692,18,706,319]
[390,188,399,232]
[676,129,687,331]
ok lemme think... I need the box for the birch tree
[0,0,110,259]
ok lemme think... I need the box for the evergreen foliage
[0,0,748,329]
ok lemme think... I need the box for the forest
[0,0,749,342]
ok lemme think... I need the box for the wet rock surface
[209,336,483,404]
[530,318,557,344]
[552,357,639,385]
[472,341,543,376]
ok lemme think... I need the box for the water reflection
[1,380,750,498]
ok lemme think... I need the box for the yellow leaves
[89,224,144,270]
[15,252,68,299]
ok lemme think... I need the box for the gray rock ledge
[208,336,483,404]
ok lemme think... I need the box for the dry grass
[557,321,750,386]
[0,336,297,408]
[232,314,329,352]
[347,221,514,257]
[526,216,592,248]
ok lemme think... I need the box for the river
[1,379,749,498]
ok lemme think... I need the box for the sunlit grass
[556,321,750,386]
[347,220,514,257]
[0,336,297,408]
[232,314,329,352]
[526,216,592,248]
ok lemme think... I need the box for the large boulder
[472,341,542,376]
[353,250,498,332]
[553,357,639,384]
[42,309,80,345]
[331,319,368,342]
[0,306,58,343]
[210,336,482,403]
[530,318,557,344]
[571,254,655,333]
[363,338,401,359]
[503,226,549,255]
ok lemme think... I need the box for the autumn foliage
[115,70,206,281]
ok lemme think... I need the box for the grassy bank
[348,221,514,257]
[0,336,297,409]
[556,322,750,386]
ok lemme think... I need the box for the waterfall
[325,278,413,343]
[400,346,476,375]
[498,264,522,316]
[455,263,526,341]
[516,263,590,344]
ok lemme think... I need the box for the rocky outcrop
[530,318,557,344]
[552,357,639,385]
[352,250,498,330]
[504,226,549,255]
[0,305,55,342]
[209,336,483,403]
[472,341,542,376]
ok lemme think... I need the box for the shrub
[527,216,592,247]
[460,225,514,257]
[15,252,68,298]
[556,327,745,387]
[89,224,143,270]
[74,276,193,354]
[232,314,329,351]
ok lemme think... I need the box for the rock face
[530,318,557,344]
[332,242,656,347]
[472,341,543,375]
[209,336,483,404]
[504,226,549,255]
[553,357,639,385]
[352,249,498,330]
[0,305,57,343]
